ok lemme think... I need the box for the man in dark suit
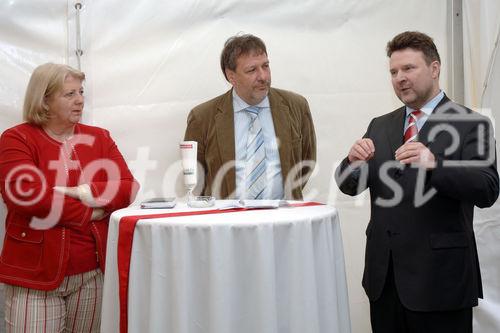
[184,34,316,199]
[336,31,499,332]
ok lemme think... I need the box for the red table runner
[117,202,323,333]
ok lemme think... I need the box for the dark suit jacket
[184,88,316,199]
[336,95,499,311]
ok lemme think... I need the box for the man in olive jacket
[184,34,316,199]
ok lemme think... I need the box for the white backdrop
[1,1,499,332]
[464,1,500,332]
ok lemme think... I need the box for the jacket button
[21,232,26,237]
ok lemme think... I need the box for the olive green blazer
[184,87,316,199]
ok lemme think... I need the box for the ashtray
[187,196,216,208]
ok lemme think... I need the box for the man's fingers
[348,138,376,162]
[394,143,436,169]
[357,139,375,155]
[354,144,370,159]
[395,142,423,155]
[395,148,415,161]
[395,142,424,160]
[364,139,375,153]
[351,144,370,160]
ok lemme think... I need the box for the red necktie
[403,110,423,143]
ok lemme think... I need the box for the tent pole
[448,0,464,104]
[74,2,83,70]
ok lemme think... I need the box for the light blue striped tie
[244,106,266,199]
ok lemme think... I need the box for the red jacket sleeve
[86,129,139,212]
[0,129,93,229]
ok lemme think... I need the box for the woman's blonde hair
[23,63,85,126]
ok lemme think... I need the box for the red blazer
[0,123,139,290]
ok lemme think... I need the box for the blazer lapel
[268,89,293,178]
[214,90,236,196]
[386,106,406,155]
[418,94,451,146]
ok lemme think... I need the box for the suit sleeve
[429,117,499,208]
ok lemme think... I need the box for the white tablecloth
[101,201,351,333]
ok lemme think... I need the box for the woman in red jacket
[0,63,139,332]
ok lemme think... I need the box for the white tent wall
[463,0,500,109]
[464,2,500,333]
[82,2,447,332]
[4,1,500,333]
[0,3,71,331]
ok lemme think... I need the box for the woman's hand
[53,184,99,207]
[91,208,106,221]
[53,185,107,220]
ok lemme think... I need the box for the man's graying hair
[220,34,267,81]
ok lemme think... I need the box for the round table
[101,201,351,333]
